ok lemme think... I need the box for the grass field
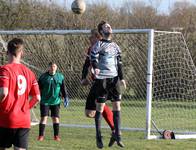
[32,99,196,132]
[26,126,196,150]
[24,99,196,150]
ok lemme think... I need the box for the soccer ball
[71,0,86,14]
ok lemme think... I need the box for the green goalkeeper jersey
[38,72,64,105]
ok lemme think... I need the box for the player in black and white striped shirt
[90,21,126,148]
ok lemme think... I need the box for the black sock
[39,123,45,136]
[53,123,59,136]
[95,111,102,137]
[113,111,121,138]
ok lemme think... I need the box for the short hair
[97,20,107,35]
[90,29,102,39]
[7,38,24,56]
[48,62,56,66]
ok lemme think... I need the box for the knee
[40,117,47,124]
[52,117,59,123]
[85,110,96,118]
[112,101,121,111]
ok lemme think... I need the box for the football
[71,0,86,14]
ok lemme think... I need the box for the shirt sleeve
[81,56,90,79]
[38,73,45,91]
[116,45,124,80]
[30,73,40,96]
[0,67,10,88]
[60,75,68,98]
[90,42,100,69]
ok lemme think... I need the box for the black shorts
[85,82,97,110]
[0,127,30,149]
[40,104,60,117]
[95,76,121,103]
[85,82,113,110]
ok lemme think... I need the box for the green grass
[31,99,196,133]
[32,99,196,131]
[25,99,196,150]
[26,126,196,150]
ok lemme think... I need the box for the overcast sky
[47,0,196,13]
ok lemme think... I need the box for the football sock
[102,105,115,131]
[113,111,121,138]
[53,123,59,136]
[39,123,45,136]
[95,111,102,137]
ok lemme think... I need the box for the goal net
[30,109,39,126]
[0,29,195,139]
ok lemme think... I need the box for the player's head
[89,29,102,45]
[48,62,57,75]
[97,21,112,38]
[7,38,24,57]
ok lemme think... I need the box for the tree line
[0,0,195,64]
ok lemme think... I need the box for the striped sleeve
[90,41,100,69]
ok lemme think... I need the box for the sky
[50,0,196,13]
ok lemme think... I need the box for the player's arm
[117,54,124,80]
[29,77,41,109]
[117,46,126,89]
[81,54,91,86]
[0,67,9,102]
[0,87,8,102]
[38,74,44,91]
[90,42,100,75]
[60,79,69,107]
[81,55,90,80]
[60,79,68,98]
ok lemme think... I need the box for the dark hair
[97,21,107,35]
[7,38,24,56]
[91,29,102,39]
[48,62,56,66]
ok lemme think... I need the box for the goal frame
[0,29,195,139]
[146,30,196,140]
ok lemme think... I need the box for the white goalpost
[146,30,196,139]
[30,109,39,126]
[0,29,195,139]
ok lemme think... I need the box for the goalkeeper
[81,29,115,134]
[37,62,69,142]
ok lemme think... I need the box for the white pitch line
[29,146,65,150]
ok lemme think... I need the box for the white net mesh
[0,30,195,138]
[151,31,196,137]
[30,109,39,126]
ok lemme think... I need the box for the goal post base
[31,121,39,126]
[147,134,196,140]
[30,109,39,126]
